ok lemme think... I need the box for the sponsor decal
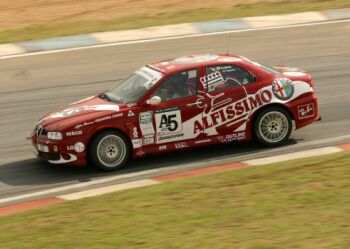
[143,136,155,145]
[66,145,74,151]
[48,105,119,119]
[74,142,85,153]
[66,130,83,137]
[155,107,182,135]
[67,142,85,153]
[139,111,156,145]
[132,139,141,149]
[283,72,306,77]
[155,107,185,143]
[128,110,135,117]
[225,132,245,142]
[135,66,163,90]
[193,90,272,135]
[272,78,294,100]
[298,103,315,119]
[159,145,167,151]
[175,142,188,149]
[139,111,155,136]
[158,133,184,141]
[75,113,123,129]
[131,126,142,148]
[200,71,224,91]
[132,127,139,139]
[75,121,94,129]
[217,132,245,143]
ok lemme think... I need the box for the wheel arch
[86,127,132,154]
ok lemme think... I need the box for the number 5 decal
[155,108,182,135]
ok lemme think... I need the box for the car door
[200,64,256,138]
[140,68,205,148]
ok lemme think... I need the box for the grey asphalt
[0,21,349,204]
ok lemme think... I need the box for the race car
[31,54,320,171]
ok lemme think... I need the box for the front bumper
[31,131,86,166]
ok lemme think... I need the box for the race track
[0,21,349,204]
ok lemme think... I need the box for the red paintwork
[31,54,320,167]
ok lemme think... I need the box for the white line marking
[0,19,349,60]
[58,179,159,200]
[292,135,350,147]
[244,146,343,166]
[0,134,349,205]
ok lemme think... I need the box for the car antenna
[226,21,234,56]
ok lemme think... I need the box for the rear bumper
[288,92,320,129]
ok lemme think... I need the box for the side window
[204,65,255,92]
[152,69,198,102]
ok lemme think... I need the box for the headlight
[47,132,63,140]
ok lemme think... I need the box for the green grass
[1,0,350,44]
[1,152,350,248]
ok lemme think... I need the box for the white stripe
[243,11,328,28]
[244,146,343,166]
[92,23,199,43]
[58,179,159,200]
[0,44,25,56]
[0,19,349,60]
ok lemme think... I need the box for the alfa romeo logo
[272,78,294,100]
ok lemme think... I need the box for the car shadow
[0,139,298,187]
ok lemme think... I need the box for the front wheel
[253,107,292,147]
[88,130,131,171]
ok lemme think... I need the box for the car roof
[147,54,248,74]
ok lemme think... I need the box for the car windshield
[105,66,163,103]
[241,56,280,75]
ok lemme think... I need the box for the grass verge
[1,0,350,44]
[0,152,350,248]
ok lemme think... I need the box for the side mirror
[146,96,161,105]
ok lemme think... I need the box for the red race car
[31,54,319,171]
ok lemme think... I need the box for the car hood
[38,95,127,130]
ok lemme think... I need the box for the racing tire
[253,107,292,147]
[88,130,131,171]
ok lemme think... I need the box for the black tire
[253,107,292,147]
[88,130,131,171]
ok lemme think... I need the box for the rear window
[241,57,280,75]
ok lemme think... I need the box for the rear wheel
[89,130,131,171]
[253,107,292,147]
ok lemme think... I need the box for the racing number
[159,114,178,132]
[155,109,182,135]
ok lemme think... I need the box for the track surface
[0,22,349,203]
